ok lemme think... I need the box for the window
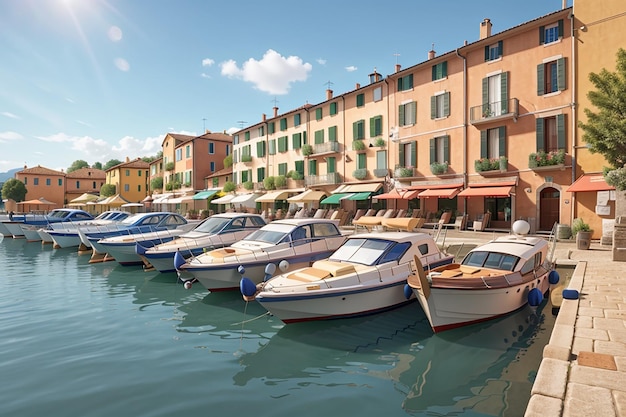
[278,136,288,152]
[233,134,239,145]
[314,129,324,144]
[76,181,80,189]
[278,163,287,176]
[369,116,383,138]
[398,141,416,168]
[225,144,230,156]
[269,139,276,155]
[485,41,503,61]
[244,131,250,141]
[357,153,366,170]
[539,20,563,45]
[376,150,387,170]
[124,184,129,192]
[295,160,304,177]
[326,157,336,173]
[430,92,450,119]
[353,120,365,140]
[330,102,337,115]
[257,141,266,157]
[280,118,287,131]
[399,101,417,126]
[209,142,215,154]
[292,133,302,149]
[536,115,566,152]
[138,170,141,176]
[480,127,506,159]
[328,126,337,142]
[185,145,190,158]
[58,179,62,186]
[315,108,322,121]
[373,86,382,102]
[212,178,219,188]
[356,93,365,107]
[210,161,215,172]
[486,197,512,222]
[258,126,265,136]
[294,113,301,126]
[46,178,50,186]
[397,74,413,91]
[241,144,251,159]
[34,178,39,185]
[138,185,141,192]
[482,72,509,116]
[257,167,265,182]
[126,169,130,176]
[268,122,275,134]
[175,149,182,161]
[92,181,96,189]
[241,170,249,183]
[308,159,317,176]
[430,136,450,164]
[432,61,447,81]
[537,58,566,95]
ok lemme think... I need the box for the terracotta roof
[17,165,65,176]
[106,158,149,172]
[65,168,106,179]
[205,167,232,179]
[161,133,195,147]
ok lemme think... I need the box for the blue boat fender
[240,277,257,297]
[548,270,560,285]
[562,289,579,300]
[528,288,544,307]
[264,263,277,281]
[403,284,413,300]
[237,265,245,275]
[173,251,186,271]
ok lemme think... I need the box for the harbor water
[0,236,568,417]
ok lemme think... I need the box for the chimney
[368,69,381,84]
[480,18,492,39]
[395,64,401,73]
[262,113,266,122]
[355,83,360,89]
[562,0,567,9]
[428,48,436,60]
[326,89,333,100]
[273,106,278,117]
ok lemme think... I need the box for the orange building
[65,167,106,203]
[14,165,66,210]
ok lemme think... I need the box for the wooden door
[539,187,560,231]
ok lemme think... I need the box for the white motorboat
[407,220,558,333]
[45,210,130,249]
[175,218,346,292]
[136,212,266,273]
[241,232,454,323]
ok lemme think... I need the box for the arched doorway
[539,187,560,231]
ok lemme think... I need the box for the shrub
[430,161,448,175]
[274,175,287,189]
[352,168,368,180]
[571,218,591,236]
[263,176,276,190]
[243,181,254,190]
[302,144,313,156]
[374,137,386,147]
[529,149,566,168]
[223,181,236,193]
[352,140,366,151]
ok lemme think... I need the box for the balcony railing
[305,172,342,186]
[310,141,340,156]
[470,98,519,125]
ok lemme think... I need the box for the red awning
[458,186,513,197]
[566,174,614,192]
[408,182,464,191]
[418,188,461,199]
[375,190,420,200]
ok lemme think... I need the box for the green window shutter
[498,126,506,157]
[480,131,488,158]
[278,163,287,176]
[444,92,450,117]
[280,118,287,131]
[330,102,337,115]
[410,141,417,167]
[327,157,336,173]
[328,126,337,142]
[429,138,436,164]
[443,136,450,163]
[536,118,545,151]
[430,95,436,119]
[352,121,358,140]
[295,160,304,176]
[539,25,545,44]
[431,65,436,81]
[482,77,489,105]
[537,64,545,96]
[257,167,265,182]
[292,133,301,149]
[294,113,300,126]
[397,78,403,92]
[408,74,413,89]
[484,45,490,61]
[303,131,307,145]
[315,130,324,144]
[369,117,376,137]
[268,122,275,134]
[245,131,250,141]
[374,116,382,136]
[280,136,288,152]
[498,40,503,58]
[500,72,508,113]
[256,141,266,157]
[308,159,317,176]
[558,19,564,38]
[398,104,405,126]
[398,142,405,166]
[316,108,322,121]
[442,61,447,77]
[241,170,248,183]
[357,94,365,107]
[557,114,566,149]
[409,102,416,125]
[557,58,566,91]
[269,139,276,155]
[357,153,366,169]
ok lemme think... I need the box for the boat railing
[546,221,558,264]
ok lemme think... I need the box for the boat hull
[99,236,179,266]
[0,221,13,237]
[3,221,26,238]
[48,230,83,248]
[20,225,43,242]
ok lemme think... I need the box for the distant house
[65,167,106,203]
[105,157,149,203]
[15,165,66,207]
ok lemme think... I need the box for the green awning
[192,190,219,200]
[320,193,352,205]
[347,192,372,201]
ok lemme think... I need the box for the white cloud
[108,26,123,42]
[316,58,327,65]
[114,58,130,71]
[200,73,211,79]
[77,120,93,127]
[345,66,358,72]
[0,131,23,142]
[2,112,20,119]
[202,58,214,67]
[220,49,312,95]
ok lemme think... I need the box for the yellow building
[105,157,149,203]
[570,0,626,238]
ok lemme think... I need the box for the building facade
[105,157,150,203]
[15,165,66,209]
[65,167,106,203]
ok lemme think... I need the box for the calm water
[0,236,563,417]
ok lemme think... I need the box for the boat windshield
[461,251,519,271]
[193,217,231,234]
[47,210,71,219]
[243,229,288,244]
[330,238,407,266]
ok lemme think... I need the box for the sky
[0,0,571,173]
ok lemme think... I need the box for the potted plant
[374,137,386,147]
[572,218,592,250]
[302,144,313,156]
[352,140,366,151]
[430,161,448,175]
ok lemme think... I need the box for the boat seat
[382,217,419,232]
[210,248,237,258]
[289,267,331,282]
[459,265,482,274]
[312,260,356,277]
[439,269,463,278]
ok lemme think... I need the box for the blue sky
[0,0,571,173]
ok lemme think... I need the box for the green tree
[224,154,233,168]
[103,159,123,171]
[150,177,163,191]
[223,181,236,193]
[92,162,103,170]
[100,183,116,197]
[579,48,626,176]
[1,178,27,202]
[67,160,89,173]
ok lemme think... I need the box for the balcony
[305,172,342,186]
[309,141,341,157]
[470,98,519,125]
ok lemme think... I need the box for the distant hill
[0,168,20,182]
